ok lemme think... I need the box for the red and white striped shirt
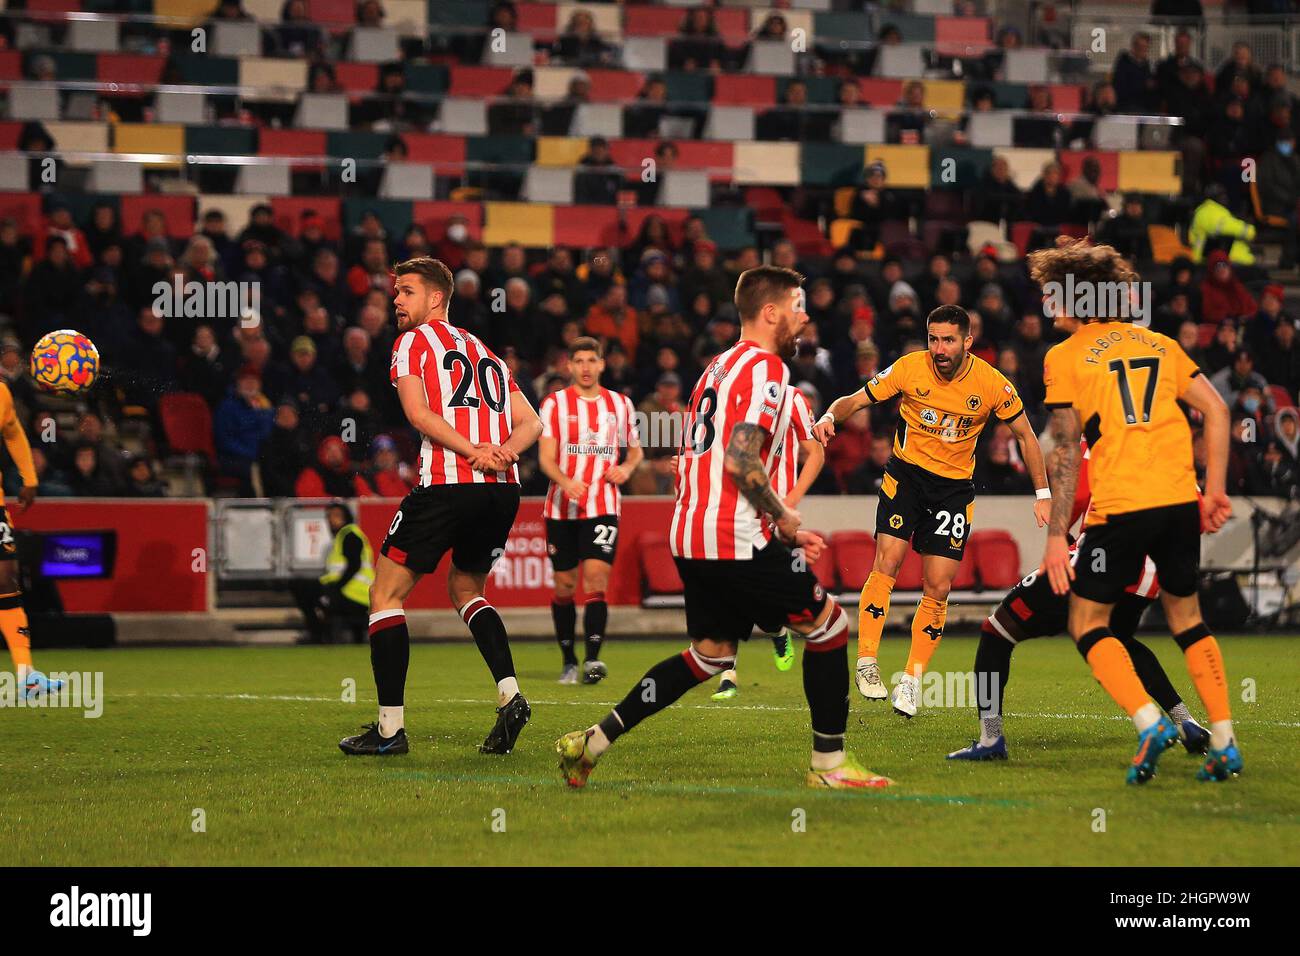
[670,340,792,561]
[541,385,638,519]
[771,387,814,501]
[390,320,522,486]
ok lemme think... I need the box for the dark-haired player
[1032,239,1241,784]
[948,439,1209,760]
[339,257,543,757]
[813,305,1050,717]
[557,267,892,789]
[538,336,642,685]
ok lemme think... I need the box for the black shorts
[380,483,521,575]
[674,539,828,644]
[1072,501,1200,604]
[0,507,15,560]
[990,568,1155,643]
[546,516,619,571]
[875,456,975,560]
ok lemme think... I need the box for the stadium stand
[0,0,1298,544]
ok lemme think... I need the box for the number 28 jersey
[670,339,792,561]
[1043,321,1200,522]
[390,321,521,487]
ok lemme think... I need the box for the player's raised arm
[1179,373,1233,532]
[1005,411,1051,527]
[1041,406,1082,595]
[724,422,799,542]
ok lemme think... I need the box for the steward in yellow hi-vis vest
[293,502,374,644]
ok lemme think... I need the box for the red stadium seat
[896,548,924,591]
[334,62,379,94]
[96,54,165,86]
[1048,84,1084,113]
[553,205,622,248]
[1058,150,1119,193]
[272,197,342,239]
[830,530,875,592]
[608,139,735,183]
[515,2,559,35]
[746,187,784,223]
[781,212,833,259]
[971,530,1022,590]
[625,6,748,42]
[403,134,467,175]
[0,193,41,235]
[923,190,966,223]
[935,16,990,45]
[808,531,839,592]
[160,393,216,462]
[0,51,21,84]
[0,123,20,149]
[120,195,194,239]
[585,69,646,104]
[1269,385,1295,409]
[412,200,483,241]
[856,78,904,107]
[1010,221,1037,257]
[260,129,328,171]
[308,0,353,29]
[624,207,692,246]
[449,66,514,97]
[639,532,684,595]
[713,75,775,107]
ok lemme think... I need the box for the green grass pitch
[2,635,1296,866]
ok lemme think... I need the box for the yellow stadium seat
[921,80,965,113]
[153,0,215,26]
[536,137,590,168]
[829,218,862,249]
[1118,151,1181,195]
[734,142,799,186]
[1148,224,1193,265]
[45,122,109,165]
[993,147,1056,191]
[239,58,308,101]
[834,186,856,218]
[865,144,930,189]
[114,123,185,168]
[483,202,555,247]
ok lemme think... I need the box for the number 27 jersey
[390,321,521,487]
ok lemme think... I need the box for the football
[30,329,100,393]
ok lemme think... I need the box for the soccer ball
[30,329,100,393]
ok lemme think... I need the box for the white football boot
[855,658,888,700]
[891,672,920,718]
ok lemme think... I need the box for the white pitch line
[112,692,1300,728]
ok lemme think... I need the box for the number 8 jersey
[1043,321,1200,522]
[670,339,792,560]
[390,321,521,486]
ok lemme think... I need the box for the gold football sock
[856,572,895,660]
[903,595,948,677]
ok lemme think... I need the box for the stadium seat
[384,0,428,38]
[483,201,555,247]
[571,104,623,138]
[971,530,1022,590]
[380,163,434,200]
[552,205,621,248]
[1059,150,1119,192]
[967,113,1014,149]
[7,86,59,121]
[439,99,489,136]
[403,134,466,174]
[802,143,867,187]
[782,212,834,259]
[482,32,534,68]
[638,532,684,595]
[535,136,589,168]
[119,194,195,238]
[713,76,776,108]
[856,78,905,107]
[661,171,710,208]
[237,165,291,196]
[114,123,184,168]
[448,66,514,97]
[838,109,888,145]
[0,159,26,193]
[876,44,926,79]
[239,58,307,102]
[830,530,875,592]
[87,160,143,194]
[1003,49,1051,84]
[922,80,965,112]
[160,393,217,463]
[1149,224,1194,264]
[296,94,349,131]
[213,21,261,57]
[996,148,1056,191]
[865,144,930,188]
[69,19,119,52]
[1093,118,1140,151]
[705,107,756,143]
[692,207,755,251]
[522,167,574,204]
[733,141,799,186]
[1010,221,1039,257]
[333,63,379,93]
[622,36,667,72]
[155,91,206,125]
[829,218,862,249]
[748,41,795,76]
[1270,385,1296,409]
[272,196,343,238]
[1118,151,1182,196]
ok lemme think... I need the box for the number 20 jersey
[1043,321,1200,522]
[390,321,521,487]
[670,339,792,561]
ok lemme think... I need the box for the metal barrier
[214,497,336,581]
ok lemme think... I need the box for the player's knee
[581,566,610,594]
[921,575,951,601]
[553,571,577,598]
[874,551,904,578]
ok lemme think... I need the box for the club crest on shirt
[966,395,981,411]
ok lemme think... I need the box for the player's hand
[564,478,589,501]
[794,529,826,564]
[1032,497,1051,528]
[811,416,835,446]
[605,464,630,486]
[16,485,36,512]
[775,507,802,544]
[1201,491,1233,533]
[1042,534,1074,596]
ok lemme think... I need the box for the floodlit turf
[2,635,1296,866]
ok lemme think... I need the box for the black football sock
[1122,635,1183,714]
[368,611,410,707]
[583,593,608,662]
[551,596,578,667]
[802,605,851,759]
[460,597,516,686]
[975,622,1014,742]
[596,645,732,745]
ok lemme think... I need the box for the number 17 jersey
[670,339,792,561]
[1043,321,1200,522]
[390,320,521,487]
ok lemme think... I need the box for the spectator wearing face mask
[1210,348,1274,413]
[1258,128,1300,269]
[1246,439,1300,497]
